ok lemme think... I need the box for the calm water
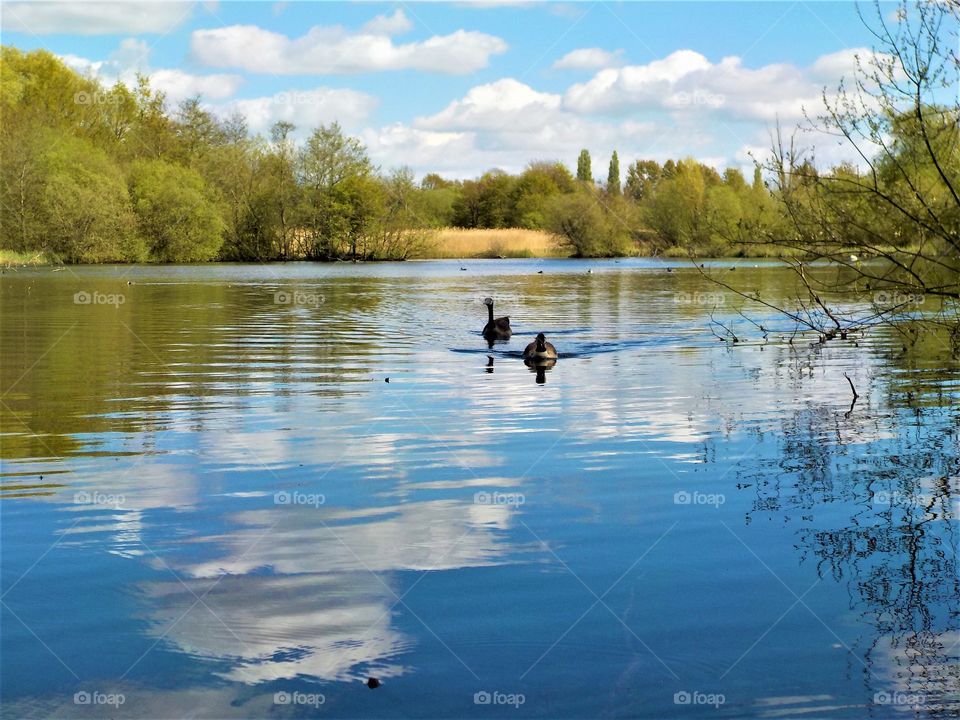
[1,259,957,719]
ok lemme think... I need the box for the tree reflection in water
[740,341,958,717]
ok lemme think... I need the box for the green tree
[34,132,142,263]
[546,187,633,257]
[268,121,299,259]
[625,160,661,202]
[510,161,575,228]
[607,151,621,195]
[451,180,483,228]
[415,186,459,227]
[644,158,708,247]
[206,137,277,261]
[420,173,452,190]
[722,168,747,192]
[124,75,179,161]
[297,122,374,258]
[704,184,743,249]
[175,97,227,165]
[475,170,515,228]
[366,167,432,259]
[576,149,592,183]
[128,159,225,262]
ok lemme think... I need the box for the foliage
[576,149,592,183]
[127,159,225,262]
[758,1,959,303]
[606,151,621,196]
[11,32,954,267]
[39,132,143,263]
[545,187,634,257]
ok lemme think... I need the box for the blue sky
[3,1,900,177]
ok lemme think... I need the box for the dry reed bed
[422,228,566,259]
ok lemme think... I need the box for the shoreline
[0,252,802,269]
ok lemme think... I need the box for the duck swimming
[482,297,512,340]
[523,333,557,360]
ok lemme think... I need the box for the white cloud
[564,50,713,114]
[550,3,589,19]
[218,87,379,136]
[1,1,193,35]
[191,20,508,75]
[150,69,245,105]
[552,47,624,71]
[415,78,561,131]
[809,47,869,82]
[362,124,480,177]
[363,78,657,176]
[59,39,244,107]
[361,42,879,179]
[562,49,868,123]
[361,9,413,36]
[60,37,148,78]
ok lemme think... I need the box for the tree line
[1,39,956,266]
[0,45,785,262]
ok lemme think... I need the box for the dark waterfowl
[523,333,557,360]
[482,297,512,340]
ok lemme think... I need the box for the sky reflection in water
[1,259,957,718]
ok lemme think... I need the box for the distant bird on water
[482,297,512,340]
[523,333,557,360]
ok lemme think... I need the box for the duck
[482,297,512,340]
[523,333,558,360]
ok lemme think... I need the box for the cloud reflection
[144,498,520,683]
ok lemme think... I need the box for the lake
[1,259,957,718]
